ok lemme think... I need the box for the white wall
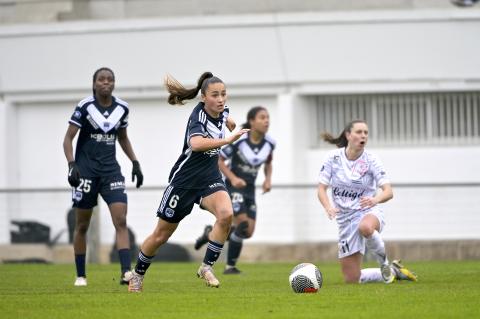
[1,10,479,244]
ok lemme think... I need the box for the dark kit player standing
[63,67,143,287]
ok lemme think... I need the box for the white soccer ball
[289,263,323,293]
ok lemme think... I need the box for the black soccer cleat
[120,270,133,285]
[194,225,212,250]
[223,266,242,275]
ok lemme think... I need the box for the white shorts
[336,207,386,259]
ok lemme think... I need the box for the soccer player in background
[317,120,417,284]
[194,106,275,274]
[63,67,144,287]
[128,72,249,292]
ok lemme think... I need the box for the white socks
[359,268,384,283]
[365,230,389,266]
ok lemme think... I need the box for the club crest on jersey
[351,160,369,177]
[164,208,175,218]
[103,122,110,130]
[73,191,83,201]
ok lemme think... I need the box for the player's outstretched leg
[194,225,212,250]
[392,260,418,281]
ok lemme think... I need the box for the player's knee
[112,217,127,230]
[358,223,375,237]
[216,209,233,228]
[75,223,89,235]
[234,221,251,239]
[151,232,171,247]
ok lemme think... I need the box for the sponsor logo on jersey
[238,163,259,175]
[204,148,220,157]
[209,182,224,189]
[73,110,82,119]
[90,133,116,145]
[165,208,175,218]
[110,181,125,190]
[332,187,365,201]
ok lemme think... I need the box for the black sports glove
[68,161,81,187]
[132,160,143,188]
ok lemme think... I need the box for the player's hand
[360,196,378,209]
[68,161,81,187]
[226,128,250,144]
[262,179,271,194]
[325,207,340,220]
[231,176,247,189]
[132,160,143,188]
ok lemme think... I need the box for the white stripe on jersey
[115,97,129,108]
[237,139,274,166]
[199,110,207,125]
[69,119,82,128]
[206,120,223,139]
[169,148,192,182]
[86,104,126,133]
[77,96,95,107]
[159,185,174,213]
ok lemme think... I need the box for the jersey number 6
[169,195,180,208]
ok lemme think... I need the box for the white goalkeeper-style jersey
[318,147,390,222]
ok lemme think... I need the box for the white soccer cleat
[380,264,395,284]
[197,264,220,288]
[128,271,144,292]
[74,277,87,286]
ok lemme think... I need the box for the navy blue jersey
[168,102,230,189]
[69,95,129,177]
[220,133,275,192]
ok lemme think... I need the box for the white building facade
[1,9,479,248]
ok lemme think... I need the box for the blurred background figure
[194,106,275,275]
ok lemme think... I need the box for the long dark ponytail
[165,72,224,105]
[321,119,367,148]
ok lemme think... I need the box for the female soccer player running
[128,72,249,292]
[194,106,275,274]
[63,67,143,286]
[317,120,417,284]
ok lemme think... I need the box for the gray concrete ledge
[1,240,479,264]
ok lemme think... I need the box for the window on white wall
[316,92,480,146]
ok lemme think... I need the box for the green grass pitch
[1,260,479,318]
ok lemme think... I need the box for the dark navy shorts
[156,181,228,223]
[72,175,127,209]
[228,187,257,220]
